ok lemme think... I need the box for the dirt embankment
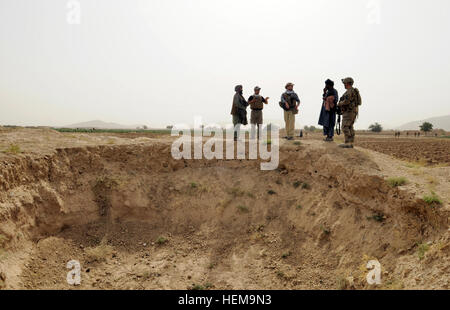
[0,140,448,290]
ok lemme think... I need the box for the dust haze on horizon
[1,0,450,130]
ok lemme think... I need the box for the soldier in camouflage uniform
[337,77,362,148]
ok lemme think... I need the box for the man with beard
[230,85,249,141]
[318,79,339,142]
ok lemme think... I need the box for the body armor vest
[250,95,264,110]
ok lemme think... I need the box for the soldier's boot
[339,143,353,148]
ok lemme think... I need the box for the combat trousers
[342,111,357,144]
[284,110,296,138]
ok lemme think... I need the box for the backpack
[354,88,362,106]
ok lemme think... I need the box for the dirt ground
[306,132,450,166]
[0,127,449,290]
[355,138,450,165]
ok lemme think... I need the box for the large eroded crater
[0,143,447,289]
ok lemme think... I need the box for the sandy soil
[356,138,450,165]
[0,128,449,290]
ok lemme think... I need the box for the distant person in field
[248,86,269,140]
[337,77,362,148]
[318,79,339,142]
[231,85,249,141]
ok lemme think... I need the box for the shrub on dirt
[387,177,408,187]
[246,192,255,199]
[156,236,168,245]
[3,144,22,154]
[281,251,292,259]
[382,278,405,290]
[208,263,217,270]
[228,187,246,197]
[336,276,355,290]
[321,225,331,235]
[85,243,114,263]
[237,205,249,213]
[293,181,302,188]
[190,283,213,290]
[140,271,152,280]
[423,192,443,206]
[366,213,386,223]
[188,182,208,194]
[417,242,431,260]
[301,182,311,190]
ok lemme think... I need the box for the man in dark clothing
[318,79,339,142]
[231,85,249,141]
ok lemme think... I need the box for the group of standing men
[231,78,361,148]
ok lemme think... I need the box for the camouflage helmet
[341,77,354,85]
[235,85,243,92]
[254,86,261,91]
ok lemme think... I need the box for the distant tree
[166,125,174,130]
[304,125,316,132]
[369,123,383,133]
[420,122,433,134]
[142,125,148,130]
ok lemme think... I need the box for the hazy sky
[1,0,450,129]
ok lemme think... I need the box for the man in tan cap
[337,77,362,148]
[248,86,269,140]
[280,83,300,140]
